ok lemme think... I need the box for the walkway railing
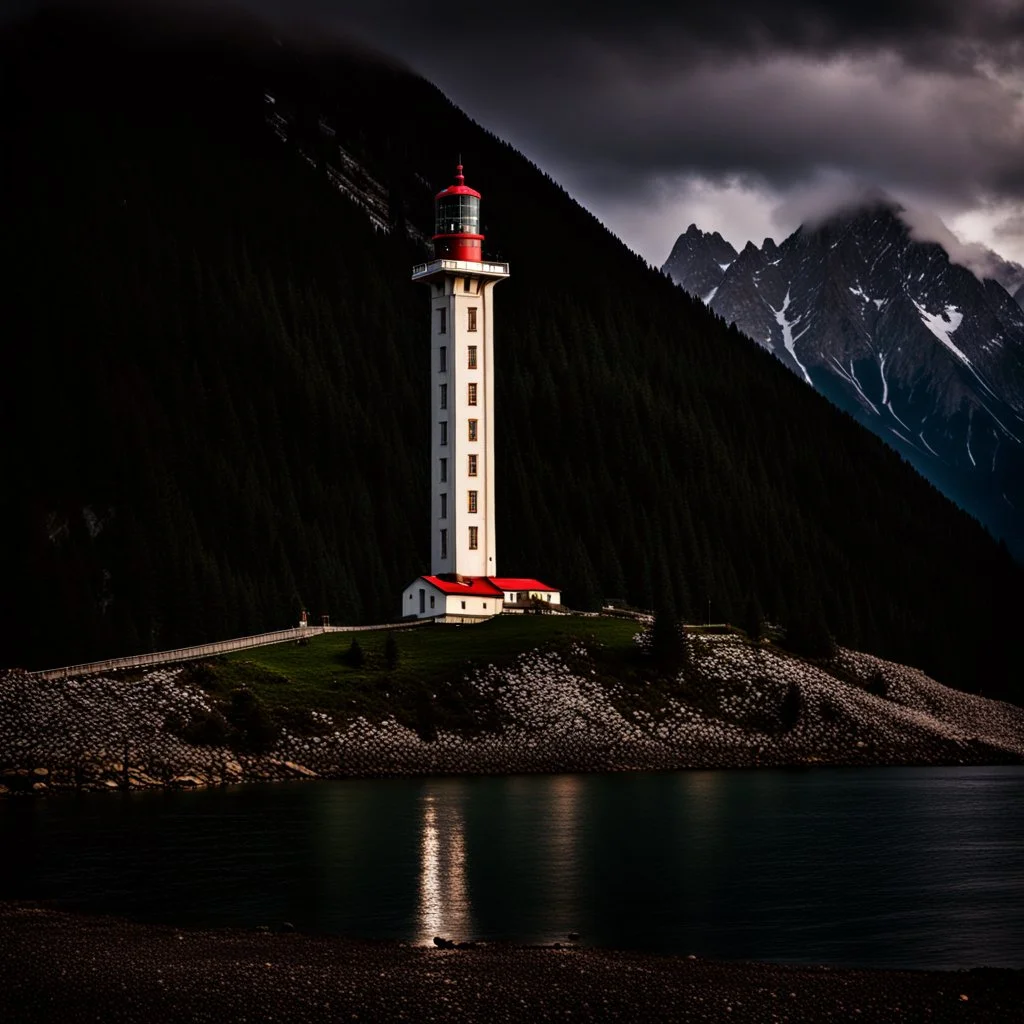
[32,620,431,681]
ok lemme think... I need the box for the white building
[400,575,562,622]
[401,165,558,621]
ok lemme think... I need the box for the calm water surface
[2,766,1022,969]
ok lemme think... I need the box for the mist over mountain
[2,5,1021,700]
[664,200,1024,559]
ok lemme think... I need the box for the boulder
[170,775,204,788]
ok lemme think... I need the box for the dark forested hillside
[1,5,1021,700]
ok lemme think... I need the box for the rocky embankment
[1,635,1021,795]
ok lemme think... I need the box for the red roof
[421,575,503,596]
[434,163,482,201]
[489,577,559,592]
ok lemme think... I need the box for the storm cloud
[242,0,1024,264]
[38,0,1024,264]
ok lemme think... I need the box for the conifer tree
[384,631,399,671]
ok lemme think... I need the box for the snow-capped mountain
[663,200,1024,556]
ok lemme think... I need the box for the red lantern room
[433,164,483,262]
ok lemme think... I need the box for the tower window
[438,309,447,335]
[468,454,478,476]
[439,383,447,410]
[468,345,477,369]
[463,277,472,292]
[468,419,478,442]
[468,490,478,513]
[467,307,478,332]
[439,346,447,371]
[440,493,447,519]
[468,526,479,550]
[467,383,477,406]
[439,457,447,482]
[440,529,448,559]
[440,421,448,446]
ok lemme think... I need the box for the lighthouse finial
[455,158,464,185]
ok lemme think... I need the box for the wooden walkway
[31,621,431,681]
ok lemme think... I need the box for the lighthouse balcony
[412,258,510,282]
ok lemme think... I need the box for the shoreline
[3,753,1022,800]
[1,903,1020,1023]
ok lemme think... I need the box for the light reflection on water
[2,766,1023,969]
[417,788,471,943]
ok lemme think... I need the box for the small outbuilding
[491,577,562,607]
[401,575,562,621]
[402,575,504,621]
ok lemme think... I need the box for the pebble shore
[1,904,1020,1024]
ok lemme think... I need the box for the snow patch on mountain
[913,301,967,365]
[772,290,813,385]
[830,356,879,415]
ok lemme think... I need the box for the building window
[440,493,447,519]
[440,529,448,559]
[468,526,479,550]
[468,454,478,476]
[440,421,448,446]
[468,345,477,369]
[467,307,478,332]
[483,602,488,609]
[438,309,447,335]
[439,383,447,410]
[440,457,447,482]
[430,595,435,608]
[467,382,478,406]
[461,601,466,609]
[439,345,447,371]
[468,490,478,513]
[468,419,478,442]
[419,589,425,614]
[463,277,472,292]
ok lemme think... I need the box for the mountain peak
[662,196,1024,557]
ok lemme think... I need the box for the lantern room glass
[436,195,480,236]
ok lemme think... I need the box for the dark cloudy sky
[59,1,1024,264]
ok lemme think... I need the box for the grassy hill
[189,617,643,740]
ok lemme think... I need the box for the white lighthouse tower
[401,165,560,621]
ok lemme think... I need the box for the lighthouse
[401,165,560,621]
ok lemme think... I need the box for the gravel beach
[1,903,1020,1023]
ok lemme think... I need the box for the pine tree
[384,631,399,671]
[744,594,763,644]
[650,607,686,672]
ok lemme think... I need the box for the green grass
[179,615,643,739]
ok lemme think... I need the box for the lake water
[2,766,1022,970]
